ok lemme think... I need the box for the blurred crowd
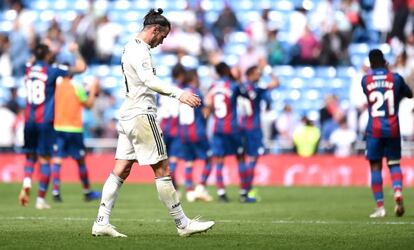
[2,0,414,157]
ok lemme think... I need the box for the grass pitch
[0,183,413,250]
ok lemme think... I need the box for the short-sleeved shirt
[24,61,69,124]
[361,68,411,138]
[119,39,158,120]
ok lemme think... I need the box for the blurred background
[1,0,414,158]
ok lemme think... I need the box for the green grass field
[0,183,413,250]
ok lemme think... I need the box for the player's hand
[179,91,201,108]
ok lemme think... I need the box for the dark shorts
[163,135,181,158]
[365,137,401,161]
[23,122,56,156]
[242,129,264,157]
[211,133,243,157]
[180,140,211,161]
[54,131,86,160]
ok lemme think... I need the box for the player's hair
[143,8,171,30]
[246,65,259,77]
[368,49,386,69]
[215,62,235,81]
[171,63,186,80]
[33,43,50,61]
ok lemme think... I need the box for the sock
[78,162,91,193]
[96,173,123,226]
[238,160,249,195]
[200,160,212,186]
[38,163,51,198]
[170,161,177,188]
[246,158,258,191]
[155,176,189,229]
[389,164,403,193]
[216,162,225,190]
[370,169,384,208]
[52,162,61,195]
[184,165,193,191]
[23,157,36,187]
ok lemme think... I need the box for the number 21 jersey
[361,68,411,138]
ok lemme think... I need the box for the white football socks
[96,172,123,226]
[155,176,189,229]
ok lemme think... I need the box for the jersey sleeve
[396,73,413,98]
[73,82,88,103]
[54,64,70,77]
[360,75,368,95]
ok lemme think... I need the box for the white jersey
[119,39,158,120]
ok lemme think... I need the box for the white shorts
[115,114,168,165]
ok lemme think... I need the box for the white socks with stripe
[96,172,123,226]
[156,176,189,229]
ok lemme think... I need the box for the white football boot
[35,198,51,210]
[369,206,386,218]
[92,222,127,237]
[177,216,215,237]
[194,185,213,202]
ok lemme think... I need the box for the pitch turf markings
[2,216,414,225]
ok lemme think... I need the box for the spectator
[372,0,393,43]
[276,104,297,153]
[389,0,409,42]
[329,117,357,157]
[0,100,16,151]
[293,116,320,157]
[267,28,284,66]
[212,5,241,47]
[6,87,19,114]
[0,33,12,78]
[292,25,321,66]
[319,24,349,66]
[95,14,121,64]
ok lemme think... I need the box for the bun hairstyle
[143,8,171,30]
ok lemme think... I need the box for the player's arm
[80,77,100,109]
[135,54,200,108]
[68,43,87,74]
[399,75,413,98]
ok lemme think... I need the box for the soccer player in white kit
[91,8,214,237]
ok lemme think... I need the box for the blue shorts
[366,137,401,161]
[242,129,264,157]
[180,140,211,161]
[54,131,86,160]
[211,133,243,157]
[163,135,181,158]
[23,122,56,156]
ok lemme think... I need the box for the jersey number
[26,79,46,105]
[369,90,395,117]
[214,94,228,118]
[179,104,195,125]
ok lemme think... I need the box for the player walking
[91,9,214,237]
[361,49,412,218]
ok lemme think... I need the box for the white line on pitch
[1,217,414,225]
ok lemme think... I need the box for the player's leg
[77,157,101,201]
[36,155,52,209]
[184,160,195,202]
[35,123,56,209]
[152,159,214,236]
[72,133,101,201]
[51,156,63,202]
[19,153,37,207]
[211,134,229,201]
[194,142,213,202]
[366,137,386,218]
[92,159,132,237]
[19,122,38,206]
[385,138,404,216]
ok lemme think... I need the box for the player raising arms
[18,43,86,209]
[239,65,279,199]
[51,71,101,202]
[91,8,214,237]
[204,62,249,202]
[362,49,412,218]
[177,69,213,202]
